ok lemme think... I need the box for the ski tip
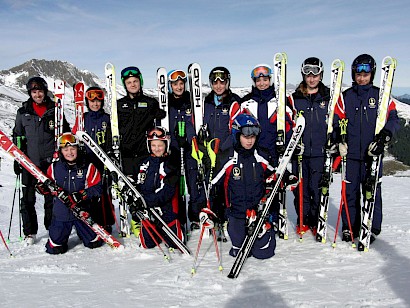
[283,235,289,240]
[113,244,125,251]
[227,273,236,279]
[218,265,224,272]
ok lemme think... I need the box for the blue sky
[1,0,409,94]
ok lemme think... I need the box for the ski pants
[46,218,103,254]
[227,215,276,260]
[292,156,324,228]
[344,158,383,236]
[21,167,53,236]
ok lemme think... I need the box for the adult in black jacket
[13,77,70,245]
[114,66,166,175]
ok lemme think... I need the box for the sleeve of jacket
[142,165,178,208]
[84,163,102,198]
[12,109,25,147]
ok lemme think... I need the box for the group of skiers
[11,53,399,258]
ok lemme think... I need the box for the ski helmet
[351,54,376,83]
[57,132,79,149]
[209,67,231,89]
[26,77,48,95]
[231,113,261,145]
[120,66,144,89]
[167,69,187,94]
[301,57,324,80]
[85,86,105,109]
[251,64,273,86]
[146,126,171,156]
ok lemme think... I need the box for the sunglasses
[241,126,261,137]
[354,63,372,74]
[121,66,141,78]
[58,134,79,148]
[301,64,322,76]
[210,70,229,83]
[251,66,272,78]
[169,70,187,82]
[86,89,104,101]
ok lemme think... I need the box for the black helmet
[351,54,376,83]
[301,57,324,80]
[209,66,231,89]
[120,66,144,90]
[26,77,48,95]
[85,86,105,109]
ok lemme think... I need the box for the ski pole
[7,174,20,242]
[0,229,13,257]
[141,219,170,262]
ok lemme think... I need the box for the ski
[228,115,305,279]
[316,59,345,243]
[105,62,130,238]
[53,79,65,152]
[157,67,169,131]
[76,130,191,255]
[358,56,397,252]
[0,130,123,250]
[273,52,289,240]
[188,63,203,134]
[73,82,85,132]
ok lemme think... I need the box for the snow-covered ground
[1,154,410,307]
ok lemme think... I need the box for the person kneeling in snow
[210,113,296,259]
[129,127,183,249]
[36,133,103,254]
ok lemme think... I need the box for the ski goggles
[301,64,323,76]
[86,89,104,101]
[241,126,261,136]
[169,70,187,82]
[251,66,272,78]
[210,70,229,83]
[58,133,79,148]
[121,66,141,79]
[147,127,169,140]
[353,63,372,74]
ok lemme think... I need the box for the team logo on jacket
[102,122,107,129]
[76,169,84,179]
[138,102,148,108]
[319,101,326,109]
[186,108,192,115]
[121,103,129,109]
[222,107,229,115]
[49,120,55,130]
[137,172,146,184]
[368,98,376,108]
[232,167,241,180]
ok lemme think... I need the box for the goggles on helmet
[251,66,272,79]
[210,70,229,83]
[147,127,168,140]
[121,66,141,79]
[241,126,261,137]
[169,70,187,82]
[353,63,372,74]
[86,89,104,101]
[301,64,322,76]
[58,133,79,148]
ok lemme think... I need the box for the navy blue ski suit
[288,82,330,228]
[334,84,400,236]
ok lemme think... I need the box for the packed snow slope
[0,157,410,307]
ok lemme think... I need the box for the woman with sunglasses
[287,57,330,235]
[130,127,184,248]
[35,133,103,254]
[116,66,166,176]
[167,69,206,232]
[13,77,70,245]
[333,54,399,243]
[73,86,115,233]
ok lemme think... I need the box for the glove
[174,123,188,148]
[14,161,22,175]
[56,189,71,205]
[70,190,87,204]
[282,170,299,190]
[197,125,210,146]
[338,143,348,157]
[199,208,218,229]
[35,182,51,195]
[368,128,392,157]
[294,142,304,156]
